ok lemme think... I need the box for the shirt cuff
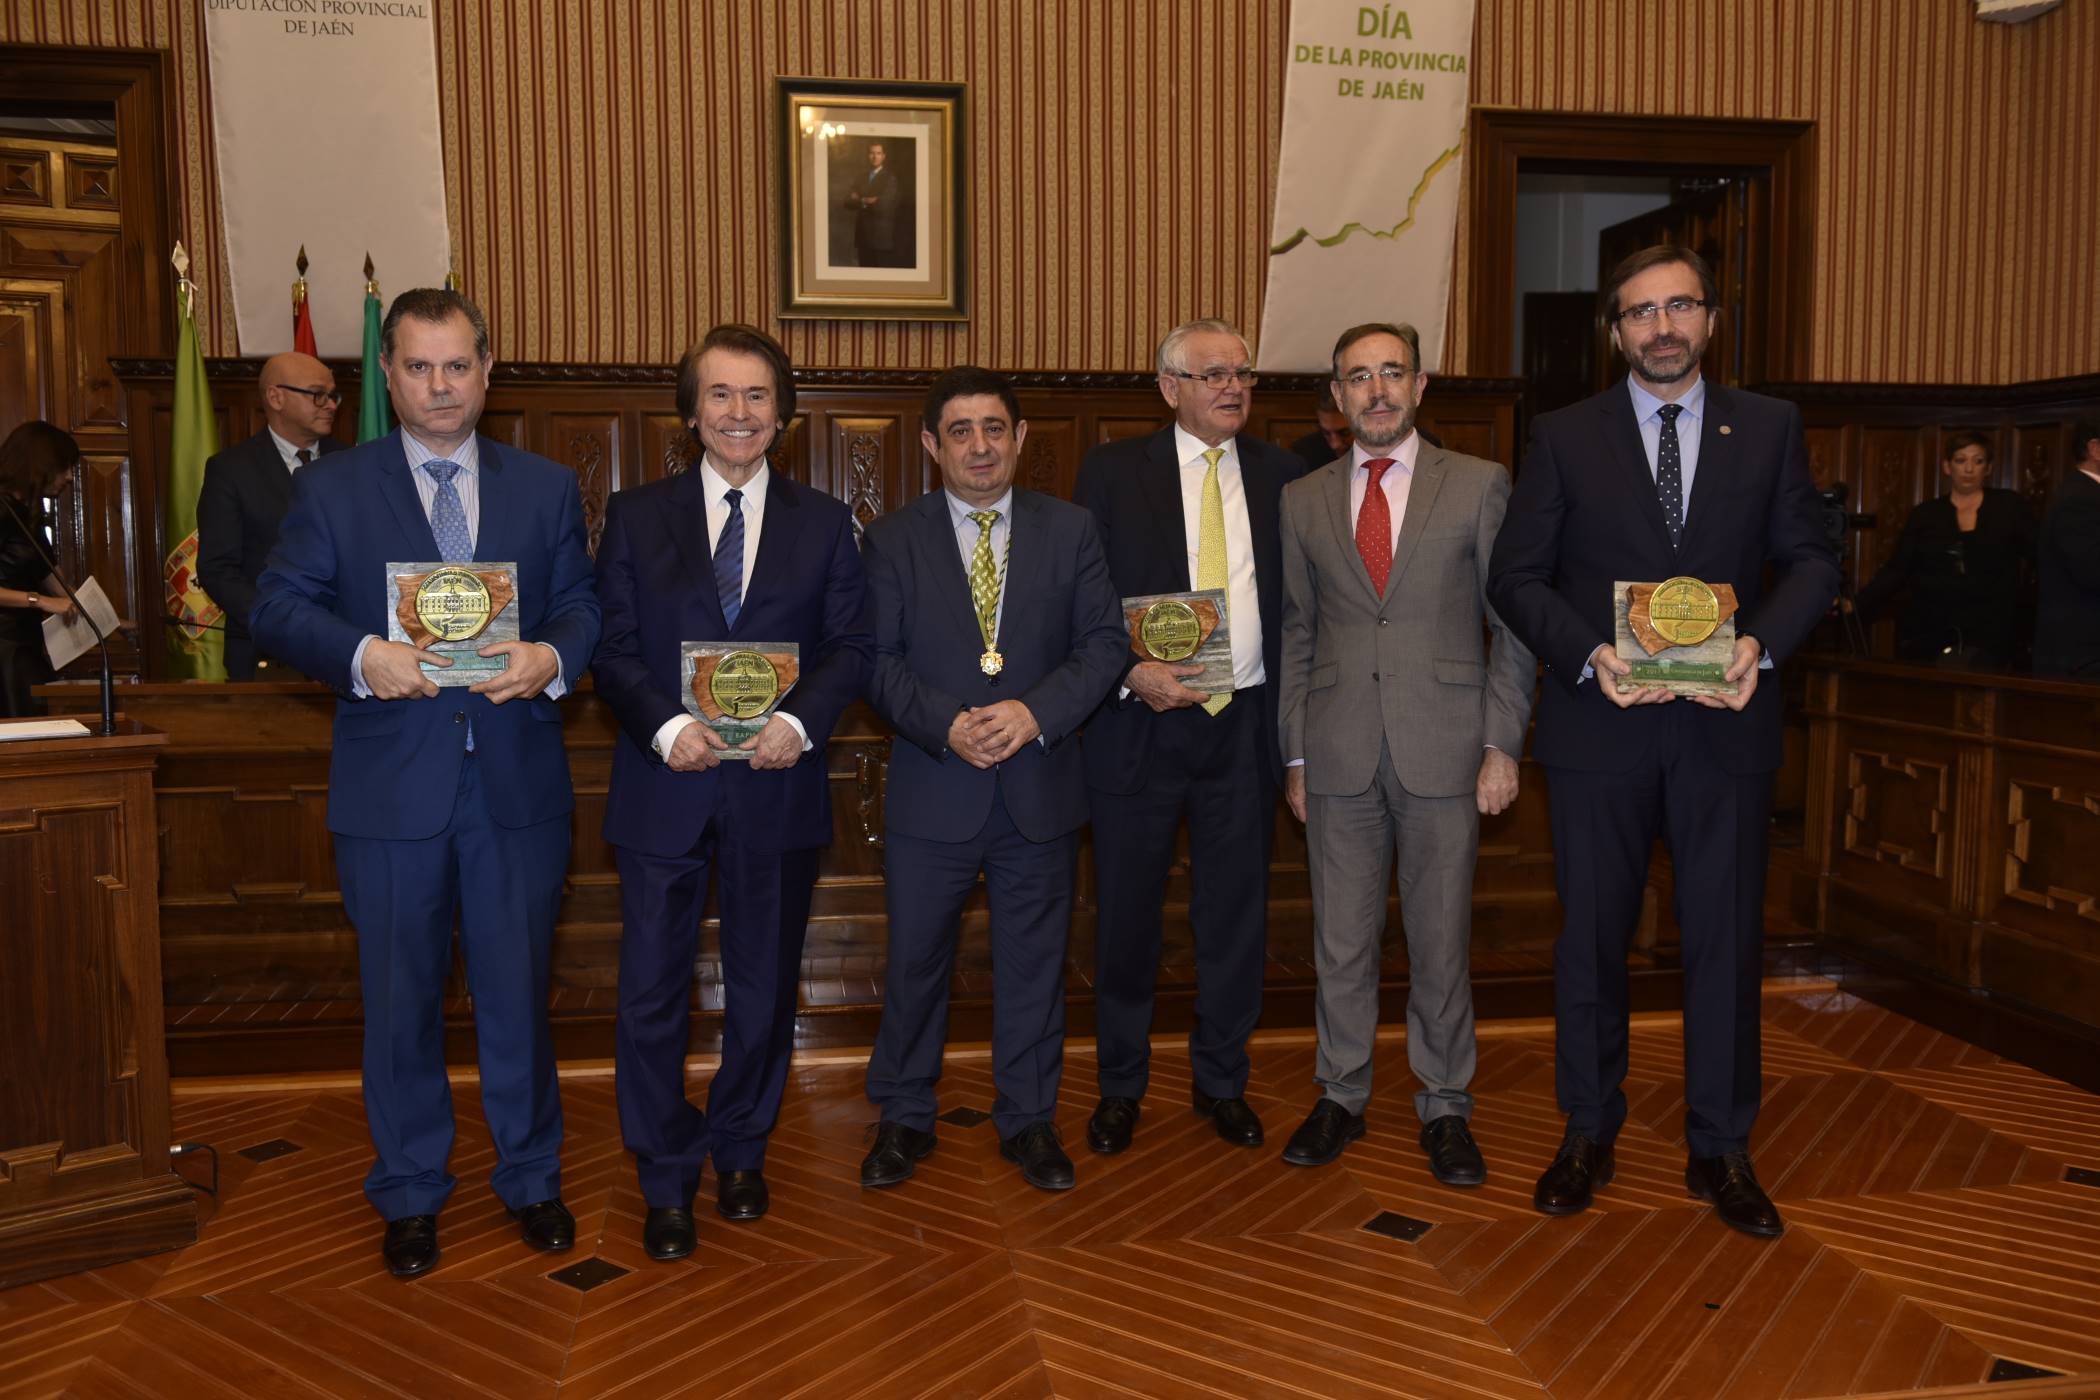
[540,642,567,699]
[350,634,378,698]
[651,713,698,760]
[778,712,813,752]
[1286,757,1305,768]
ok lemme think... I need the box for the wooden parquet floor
[7,985,2099,1399]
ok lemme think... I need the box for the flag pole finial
[170,242,196,318]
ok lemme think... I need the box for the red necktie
[1356,458,1394,594]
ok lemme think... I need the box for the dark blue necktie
[1656,402,1685,548]
[716,488,744,627]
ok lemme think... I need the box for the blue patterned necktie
[1656,403,1685,548]
[716,488,744,627]
[424,460,472,562]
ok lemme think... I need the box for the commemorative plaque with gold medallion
[1612,576,1741,695]
[681,641,801,757]
[387,561,520,686]
[1121,588,1235,698]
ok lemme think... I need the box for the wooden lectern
[0,722,196,1287]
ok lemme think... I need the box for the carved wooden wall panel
[1801,659,2100,1040]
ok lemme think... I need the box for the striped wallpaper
[3,0,2092,383]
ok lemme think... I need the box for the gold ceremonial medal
[413,566,494,643]
[1138,598,1203,661]
[980,648,1004,676]
[708,649,781,720]
[1647,576,1722,647]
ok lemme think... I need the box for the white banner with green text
[205,0,452,358]
[1257,1,1476,373]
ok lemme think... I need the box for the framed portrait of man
[776,77,967,321]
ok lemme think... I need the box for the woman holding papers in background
[0,420,80,717]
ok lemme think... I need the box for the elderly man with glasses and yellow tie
[1071,319,1308,1160]
[197,351,345,678]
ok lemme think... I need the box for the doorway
[1468,111,1816,437]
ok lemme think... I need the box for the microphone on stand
[1,492,116,735]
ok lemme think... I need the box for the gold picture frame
[776,77,967,321]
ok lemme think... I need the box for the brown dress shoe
[1533,1135,1614,1215]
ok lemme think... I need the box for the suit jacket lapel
[1237,435,1282,612]
[917,490,983,649]
[663,466,728,635]
[1140,429,1191,591]
[472,435,513,563]
[1384,443,1446,600]
[1681,383,1732,553]
[1001,490,1045,645]
[1604,385,1676,556]
[378,431,442,560]
[1321,459,1382,606]
[741,472,803,628]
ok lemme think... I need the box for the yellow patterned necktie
[968,509,1002,650]
[1196,448,1232,714]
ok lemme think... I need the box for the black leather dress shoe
[1419,1115,1487,1187]
[1533,1135,1614,1215]
[859,1123,937,1188]
[1193,1091,1265,1148]
[1687,1151,1785,1238]
[1086,1096,1140,1155]
[1000,1122,1076,1191]
[715,1169,768,1221]
[643,1206,697,1261]
[510,1198,576,1253]
[382,1214,439,1279]
[1280,1099,1365,1167]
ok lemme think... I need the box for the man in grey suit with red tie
[858,366,1126,1194]
[1489,245,1837,1237]
[1275,322,1534,1187]
[593,325,871,1262]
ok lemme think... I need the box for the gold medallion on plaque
[1646,576,1722,648]
[1138,598,1203,662]
[413,566,495,643]
[708,649,782,720]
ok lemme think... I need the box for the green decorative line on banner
[1269,143,1462,256]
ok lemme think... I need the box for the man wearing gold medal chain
[859,366,1125,1193]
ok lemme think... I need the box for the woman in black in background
[1853,431,2036,669]
[0,420,82,716]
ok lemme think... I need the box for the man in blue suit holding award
[593,324,871,1261]
[252,288,601,1281]
[859,366,1126,1193]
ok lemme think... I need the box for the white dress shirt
[1349,430,1423,555]
[267,426,321,473]
[352,429,567,699]
[652,457,812,760]
[1172,425,1265,690]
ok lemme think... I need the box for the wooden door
[1595,180,1761,389]
[0,132,140,675]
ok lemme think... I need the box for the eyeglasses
[278,384,345,406]
[1338,366,1416,388]
[1173,368,1259,389]
[1612,297,1709,327]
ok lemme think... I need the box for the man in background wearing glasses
[1072,319,1305,1160]
[1275,321,1534,1186]
[1489,246,1836,1238]
[198,352,343,678]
